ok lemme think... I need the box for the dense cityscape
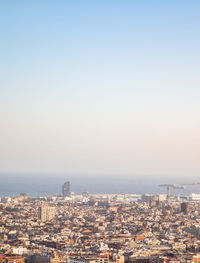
[1,181,200,263]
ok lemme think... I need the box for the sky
[0,0,200,178]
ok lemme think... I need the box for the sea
[0,173,200,197]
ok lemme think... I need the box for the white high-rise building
[38,205,56,221]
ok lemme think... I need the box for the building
[181,202,189,214]
[69,256,109,263]
[38,204,56,221]
[189,193,200,201]
[26,255,50,263]
[0,254,24,263]
[62,181,71,197]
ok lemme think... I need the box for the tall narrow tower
[62,181,71,197]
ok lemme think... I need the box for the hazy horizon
[0,172,200,197]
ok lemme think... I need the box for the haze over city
[2,2,200,263]
[0,1,200,181]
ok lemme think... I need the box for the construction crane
[159,184,185,200]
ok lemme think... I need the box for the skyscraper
[62,181,71,197]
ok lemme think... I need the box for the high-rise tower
[62,181,71,197]
[38,205,56,221]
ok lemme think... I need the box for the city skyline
[0,1,200,177]
[1,2,200,262]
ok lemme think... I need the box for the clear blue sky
[0,1,200,177]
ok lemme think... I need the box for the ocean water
[0,173,200,197]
